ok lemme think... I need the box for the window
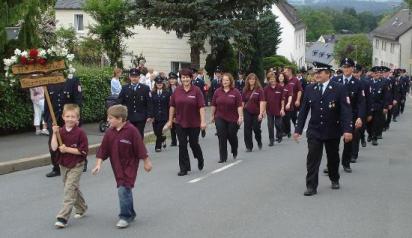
[171,61,191,73]
[390,43,395,53]
[74,14,84,32]
[375,39,379,49]
[381,41,386,51]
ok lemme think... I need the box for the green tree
[258,10,281,58]
[334,34,372,68]
[55,26,77,53]
[134,0,276,68]
[263,55,296,70]
[405,0,412,9]
[298,8,335,41]
[205,40,237,78]
[84,0,135,67]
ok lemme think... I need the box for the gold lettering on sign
[20,75,66,88]
[11,60,66,75]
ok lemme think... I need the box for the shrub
[0,65,112,134]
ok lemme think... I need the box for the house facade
[371,9,412,74]
[55,0,210,73]
[271,0,306,68]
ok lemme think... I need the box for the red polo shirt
[283,83,294,112]
[96,122,148,188]
[212,87,242,123]
[287,77,302,109]
[57,126,88,168]
[264,85,284,116]
[170,85,205,128]
[242,88,265,115]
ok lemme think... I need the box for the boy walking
[51,104,88,228]
[92,105,152,228]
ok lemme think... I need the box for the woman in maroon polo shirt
[242,73,265,152]
[166,68,206,176]
[211,73,243,163]
[264,72,288,146]
[280,72,294,138]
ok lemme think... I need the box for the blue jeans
[118,186,136,222]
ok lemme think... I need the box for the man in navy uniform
[44,76,83,177]
[331,58,365,169]
[209,66,223,98]
[152,75,171,152]
[294,62,353,196]
[118,68,153,136]
[366,66,389,146]
[381,66,396,132]
[235,70,246,93]
[391,69,403,122]
[399,69,410,114]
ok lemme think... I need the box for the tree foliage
[134,0,276,68]
[334,34,372,68]
[298,7,382,41]
[84,0,135,67]
[205,40,237,78]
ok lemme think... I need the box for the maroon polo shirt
[283,83,294,111]
[212,87,242,123]
[170,85,205,128]
[242,88,265,115]
[96,122,148,188]
[287,77,302,109]
[264,85,285,117]
[57,126,88,168]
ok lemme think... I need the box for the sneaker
[74,213,86,219]
[41,129,49,135]
[54,218,67,228]
[35,130,42,135]
[116,219,129,228]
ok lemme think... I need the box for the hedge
[0,65,112,134]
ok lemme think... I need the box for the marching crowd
[42,58,410,228]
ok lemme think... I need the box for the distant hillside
[292,1,403,14]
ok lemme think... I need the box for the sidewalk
[0,106,213,174]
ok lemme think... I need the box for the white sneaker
[54,221,66,228]
[41,129,49,135]
[73,213,85,219]
[116,219,129,228]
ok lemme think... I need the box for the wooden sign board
[20,75,66,88]
[11,60,66,75]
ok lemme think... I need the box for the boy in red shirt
[92,105,152,228]
[51,104,88,228]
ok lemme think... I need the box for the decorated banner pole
[3,48,75,146]
[43,86,63,145]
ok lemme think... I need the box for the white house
[55,0,210,73]
[371,9,412,74]
[271,0,306,68]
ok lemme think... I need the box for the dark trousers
[282,111,293,134]
[342,119,356,167]
[306,137,340,189]
[384,109,392,129]
[153,120,167,149]
[215,118,239,161]
[367,110,385,140]
[243,110,262,150]
[47,119,63,172]
[131,121,146,138]
[400,98,406,113]
[267,115,283,142]
[170,123,177,145]
[392,104,400,119]
[352,127,362,157]
[175,125,204,172]
[290,110,298,127]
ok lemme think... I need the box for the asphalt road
[1,101,411,238]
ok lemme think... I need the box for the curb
[0,131,154,175]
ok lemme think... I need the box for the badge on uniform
[329,101,335,108]
[362,90,365,96]
[78,85,82,92]
[346,96,351,104]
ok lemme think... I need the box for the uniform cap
[129,68,140,76]
[168,72,178,79]
[380,66,390,72]
[215,66,223,73]
[155,75,165,84]
[313,61,333,73]
[340,58,355,67]
[370,66,381,72]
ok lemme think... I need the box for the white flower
[14,49,22,56]
[68,65,76,74]
[47,48,53,55]
[3,58,12,67]
[66,54,75,62]
[21,51,28,57]
[67,73,73,79]
[61,48,68,56]
[10,56,17,63]
[39,49,47,58]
